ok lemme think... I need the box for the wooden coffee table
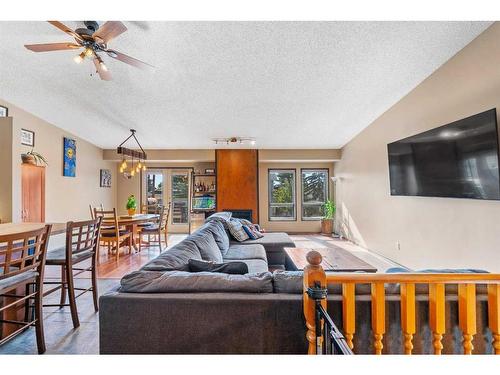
[284,246,377,272]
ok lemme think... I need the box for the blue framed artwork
[63,137,76,177]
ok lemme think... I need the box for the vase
[127,208,136,216]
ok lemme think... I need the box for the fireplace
[223,209,253,222]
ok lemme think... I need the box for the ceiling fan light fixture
[84,47,94,58]
[73,51,85,64]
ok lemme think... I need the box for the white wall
[335,23,500,272]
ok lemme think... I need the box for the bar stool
[0,225,52,354]
[43,218,102,329]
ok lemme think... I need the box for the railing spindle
[371,282,385,354]
[458,283,476,354]
[429,283,446,354]
[488,284,500,354]
[303,251,326,354]
[400,283,416,354]
[342,283,356,351]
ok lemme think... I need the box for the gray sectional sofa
[99,214,494,354]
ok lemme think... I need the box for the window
[301,169,328,220]
[268,170,296,221]
[171,173,189,224]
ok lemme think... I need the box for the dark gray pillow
[120,270,273,293]
[141,238,201,271]
[189,229,223,263]
[188,259,248,274]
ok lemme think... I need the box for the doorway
[143,168,191,233]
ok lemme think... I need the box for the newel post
[303,250,327,354]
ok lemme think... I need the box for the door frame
[140,167,193,233]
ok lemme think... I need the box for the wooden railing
[303,250,500,355]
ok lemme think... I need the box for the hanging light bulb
[121,159,127,169]
[131,168,135,177]
[73,51,85,64]
[119,166,124,173]
[142,164,147,171]
[137,161,142,169]
[84,47,94,58]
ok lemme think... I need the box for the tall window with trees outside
[301,169,328,220]
[269,170,296,221]
[171,173,189,224]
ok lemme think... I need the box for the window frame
[300,168,329,221]
[268,168,297,222]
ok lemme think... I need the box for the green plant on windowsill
[126,195,137,216]
[321,200,336,235]
[21,149,48,166]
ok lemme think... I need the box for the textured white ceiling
[0,21,492,149]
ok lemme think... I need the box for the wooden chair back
[89,203,104,219]
[93,208,119,235]
[0,225,52,280]
[65,217,102,260]
[162,202,171,230]
[141,204,160,214]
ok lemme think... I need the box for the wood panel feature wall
[216,149,259,223]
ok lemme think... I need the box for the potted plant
[321,200,336,235]
[21,149,48,166]
[126,195,137,216]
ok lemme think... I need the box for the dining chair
[0,224,52,354]
[139,202,170,252]
[89,203,104,219]
[94,208,132,261]
[43,218,102,329]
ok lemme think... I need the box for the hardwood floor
[0,233,399,354]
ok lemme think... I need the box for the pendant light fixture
[117,129,147,179]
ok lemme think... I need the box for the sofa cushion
[120,270,273,293]
[196,220,230,256]
[205,211,232,223]
[189,228,223,263]
[188,259,248,275]
[232,232,295,253]
[235,259,269,274]
[223,244,267,262]
[141,238,202,272]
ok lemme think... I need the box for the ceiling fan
[24,21,154,81]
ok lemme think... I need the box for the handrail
[324,273,500,284]
[303,250,500,355]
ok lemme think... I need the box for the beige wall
[335,22,500,272]
[0,118,13,222]
[259,162,334,232]
[0,99,116,223]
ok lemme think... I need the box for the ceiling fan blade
[106,49,155,70]
[93,21,127,43]
[93,58,112,81]
[47,21,82,41]
[24,43,81,52]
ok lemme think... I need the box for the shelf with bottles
[193,180,216,194]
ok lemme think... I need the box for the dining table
[101,213,159,252]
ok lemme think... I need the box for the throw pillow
[242,225,264,240]
[226,219,249,242]
[188,259,249,274]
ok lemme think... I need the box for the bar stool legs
[34,279,46,354]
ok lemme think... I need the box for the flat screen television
[387,108,500,200]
